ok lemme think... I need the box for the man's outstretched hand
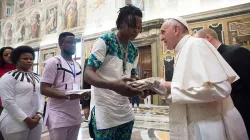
[111,78,144,97]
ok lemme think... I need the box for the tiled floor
[41,105,170,140]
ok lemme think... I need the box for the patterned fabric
[100,32,138,64]
[87,33,138,130]
[90,107,134,140]
[88,54,103,69]
[88,32,138,74]
[7,70,40,83]
[131,68,137,75]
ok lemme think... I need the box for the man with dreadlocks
[84,4,144,140]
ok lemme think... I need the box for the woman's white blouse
[0,70,44,133]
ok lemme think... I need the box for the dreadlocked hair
[116,4,142,29]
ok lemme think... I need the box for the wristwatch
[83,92,90,100]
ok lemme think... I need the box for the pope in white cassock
[160,17,248,140]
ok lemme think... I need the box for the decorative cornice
[182,3,250,23]
[64,26,85,37]
[83,30,112,42]
[25,38,42,46]
[111,18,164,32]
[141,18,164,31]
[84,18,164,42]
[132,34,159,47]
[40,43,58,50]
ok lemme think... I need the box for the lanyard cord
[116,35,129,74]
[61,55,76,81]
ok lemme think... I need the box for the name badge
[73,82,80,90]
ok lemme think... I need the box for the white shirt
[89,33,139,129]
[0,70,44,133]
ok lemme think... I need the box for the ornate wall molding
[40,43,58,50]
[132,34,158,47]
[183,3,250,23]
[83,30,111,42]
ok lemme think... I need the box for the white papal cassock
[169,35,248,140]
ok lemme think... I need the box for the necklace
[67,60,74,65]
[116,35,129,74]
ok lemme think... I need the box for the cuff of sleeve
[16,113,28,122]
[171,87,183,103]
[88,54,103,68]
[41,78,54,84]
[38,107,44,115]
[166,94,172,104]
[131,68,137,75]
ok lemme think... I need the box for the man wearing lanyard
[84,4,146,140]
[40,32,83,140]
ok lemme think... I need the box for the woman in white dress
[0,46,44,140]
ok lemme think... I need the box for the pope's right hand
[111,78,143,97]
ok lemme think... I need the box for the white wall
[84,0,117,35]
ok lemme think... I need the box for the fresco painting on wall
[46,6,58,34]
[209,23,224,43]
[16,19,26,42]
[16,0,27,12]
[29,0,40,5]
[126,0,144,11]
[190,26,204,35]
[65,0,78,29]
[86,0,115,31]
[228,19,250,49]
[31,13,41,39]
[40,48,57,75]
[43,51,55,61]
[89,0,106,12]
[4,22,13,46]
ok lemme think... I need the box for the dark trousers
[43,101,47,120]
[132,96,139,107]
[0,132,3,140]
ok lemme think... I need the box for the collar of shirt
[175,35,191,54]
